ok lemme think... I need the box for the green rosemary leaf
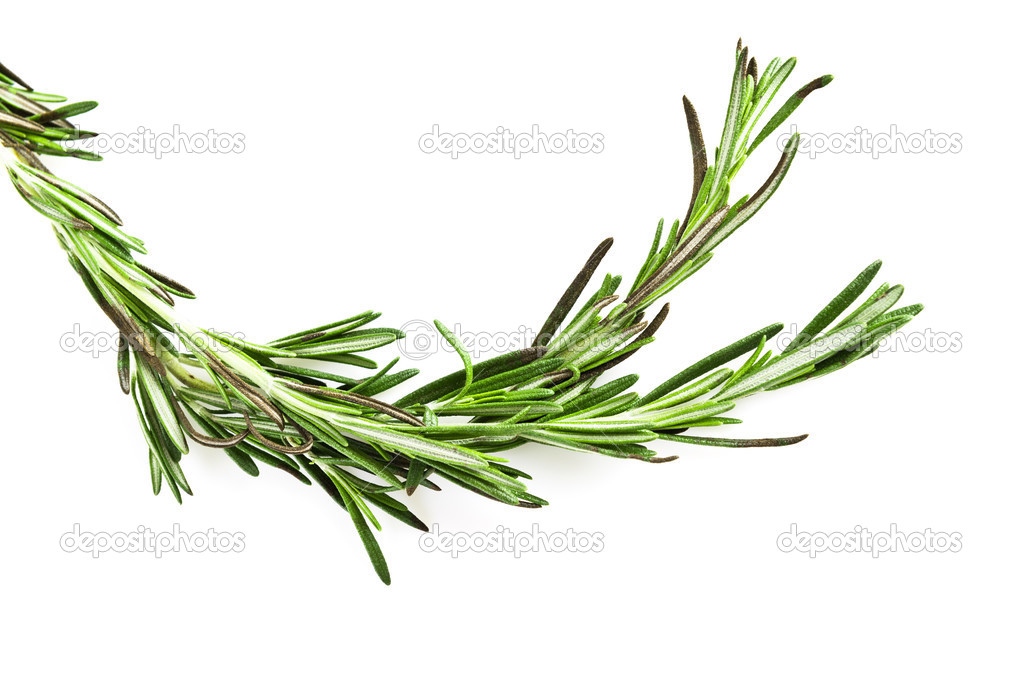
[747,75,834,155]
[422,406,439,427]
[116,334,130,394]
[335,443,404,489]
[356,368,420,397]
[576,315,661,380]
[332,479,390,585]
[873,303,925,325]
[754,57,785,99]
[349,357,400,394]
[10,177,93,230]
[0,62,31,89]
[630,219,665,294]
[132,384,181,501]
[544,419,650,434]
[560,374,638,415]
[430,464,522,505]
[782,260,883,354]
[325,467,381,528]
[201,432,260,477]
[203,328,298,359]
[715,335,766,395]
[546,297,611,355]
[394,346,547,408]
[627,208,728,312]
[643,367,733,411]
[654,220,682,270]
[738,73,755,127]
[635,252,714,308]
[659,433,808,448]
[362,489,429,532]
[180,409,262,476]
[447,356,564,401]
[405,460,429,496]
[0,111,44,133]
[306,353,379,369]
[434,320,473,402]
[564,430,659,445]
[682,96,708,230]
[174,324,232,406]
[268,362,361,386]
[471,388,555,403]
[131,374,188,501]
[436,401,564,417]
[563,321,647,369]
[678,417,740,428]
[288,332,396,358]
[697,132,800,256]
[532,237,614,346]
[839,284,904,328]
[747,57,797,130]
[718,324,867,400]
[415,422,540,438]
[551,393,638,421]
[521,430,660,460]
[26,100,98,124]
[520,430,610,455]
[15,163,122,226]
[136,357,188,454]
[267,311,377,347]
[148,450,162,496]
[706,46,748,199]
[33,179,142,249]
[436,455,525,490]
[639,323,783,405]
[345,423,490,469]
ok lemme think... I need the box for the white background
[1,2,1017,681]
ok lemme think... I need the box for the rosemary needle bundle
[0,41,922,583]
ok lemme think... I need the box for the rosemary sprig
[0,40,922,584]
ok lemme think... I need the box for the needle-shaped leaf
[117,334,131,394]
[394,346,546,408]
[330,476,390,585]
[747,75,833,155]
[640,323,783,405]
[434,320,473,402]
[706,47,748,199]
[437,401,564,417]
[27,100,98,125]
[782,260,883,354]
[136,355,188,453]
[289,332,396,358]
[532,237,614,347]
[697,132,800,256]
[718,324,867,400]
[660,433,808,448]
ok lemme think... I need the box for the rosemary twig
[0,41,923,584]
